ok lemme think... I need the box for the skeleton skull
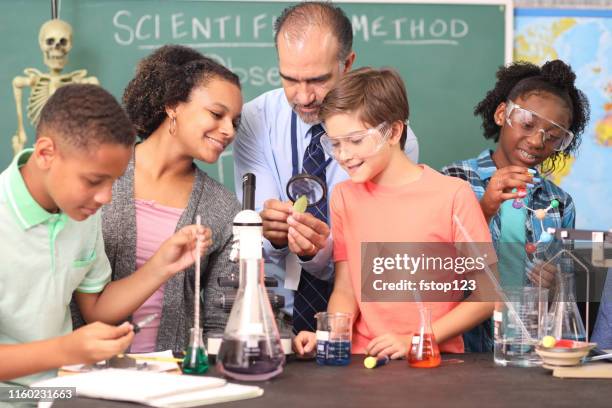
[38,19,73,72]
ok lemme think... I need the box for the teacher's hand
[261,199,293,249]
[287,211,330,258]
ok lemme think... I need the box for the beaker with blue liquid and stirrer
[315,312,352,366]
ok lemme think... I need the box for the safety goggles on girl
[320,122,393,159]
[505,100,574,152]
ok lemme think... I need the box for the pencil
[126,355,183,363]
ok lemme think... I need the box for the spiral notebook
[33,368,263,407]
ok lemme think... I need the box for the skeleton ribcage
[27,75,79,126]
[27,77,51,127]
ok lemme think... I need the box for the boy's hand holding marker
[59,322,134,366]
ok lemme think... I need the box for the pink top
[330,165,495,354]
[131,199,184,352]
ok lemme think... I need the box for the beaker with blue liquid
[315,312,353,366]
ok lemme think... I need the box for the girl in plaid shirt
[442,60,590,351]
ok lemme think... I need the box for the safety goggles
[505,100,574,152]
[320,122,392,159]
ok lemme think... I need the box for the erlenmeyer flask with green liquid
[183,327,209,374]
[182,214,209,375]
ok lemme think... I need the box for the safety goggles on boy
[505,100,574,152]
[320,122,392,159]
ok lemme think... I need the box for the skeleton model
[12,19,99,154]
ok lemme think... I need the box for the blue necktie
[292,124,333,334]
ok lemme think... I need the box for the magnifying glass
[286,173,327,210]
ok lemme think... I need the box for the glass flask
[182,327,209,374]
[548,272,586,341]
[216,210,285,381]
[494,287,548,367]
[408,307,441,368]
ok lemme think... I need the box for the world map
[515,11,611,230]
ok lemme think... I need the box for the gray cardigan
[73,158,240,352]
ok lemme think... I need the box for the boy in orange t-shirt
[293,68,496,359]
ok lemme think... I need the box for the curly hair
[474,60,590,173]
[37,84,135,150]
[122,45,241,138]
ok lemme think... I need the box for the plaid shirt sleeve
[441,163,486,199]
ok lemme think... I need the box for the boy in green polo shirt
[0,84,210,385]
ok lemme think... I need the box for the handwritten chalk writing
[352,15,469,44]
[113,10,469,47]
[208,54,281,87]
[112,10,277,46]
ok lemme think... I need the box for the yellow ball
[542,335,556,348]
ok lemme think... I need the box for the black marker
[132,313,158,333]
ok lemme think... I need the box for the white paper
[150,383,264,407]
[34,369,263,408]
[33,369,226,405]
[284,252,301,291]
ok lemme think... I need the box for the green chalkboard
[1,0,508,191]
